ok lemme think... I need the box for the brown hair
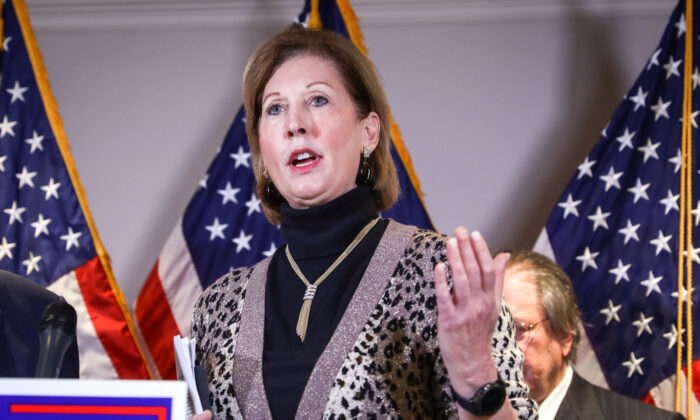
[505,250,582,364]
[242,25,399,224]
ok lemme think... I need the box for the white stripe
[648,371,700,417]
[533,229,609,388]
[158,219,204,336]
[47,271,118,379]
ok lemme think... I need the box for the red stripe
[11,404,166,419]
[134,261,180,380]
[641,392,656,406]
[74,258,149,379]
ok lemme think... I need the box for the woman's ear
[362,111,380,151]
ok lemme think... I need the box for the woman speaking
[192,26,536,419]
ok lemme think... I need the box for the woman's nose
[286,107,309,138]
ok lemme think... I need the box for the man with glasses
[503,250,682,420]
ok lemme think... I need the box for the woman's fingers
[434,262,455,316]
[470,230,496,293]
[492,252,510,301]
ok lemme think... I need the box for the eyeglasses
[513,318,548,341]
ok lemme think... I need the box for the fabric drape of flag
[534,0,698,415]
[0,0,150,378]
[134,0,434,380]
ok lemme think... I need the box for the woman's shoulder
[194,262,260,309]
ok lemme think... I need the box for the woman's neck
[280,186,377,260]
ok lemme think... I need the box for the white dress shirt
[537,365,573,420]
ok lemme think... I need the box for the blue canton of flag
[536,0,700,409]
[0,5,93,284]
[135,0,434,380]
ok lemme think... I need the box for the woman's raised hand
[434,227,509,397]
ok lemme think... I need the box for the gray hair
[506,250,582,364]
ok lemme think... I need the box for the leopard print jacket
[193,220,538,419]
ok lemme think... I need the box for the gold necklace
[285,217,380,342]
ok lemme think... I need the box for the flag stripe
[47,270,117,378]
[647,362,700,412]
[75,258,150,379]
[158,221,203,333]
[135,262,180,380]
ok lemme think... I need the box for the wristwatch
[451,378,506,416]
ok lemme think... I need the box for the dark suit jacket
[0,270,79,377]
[555,371,684,420]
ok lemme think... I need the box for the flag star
[693,67,700,89]
[204,217,228,241]
[22,251,42,275]
[232,230,253,253]
[637,138,660,162]
[650,96,671,121]
[627,178,650,203]
[647,48,662,70]
[6,80,28,103]
[675,13,686,37]
[663,324,684,349]
[669,148,682,173]
[622,352,644,378]
[230,146,251,169]
[25,130,44,153]
[60,227,82,251]
[0,237,16,260]
[30,214,51,238]
[0,155,6,172]
[245,193,262,216]
[632,313,654,337]
[692,200,700,226]
[663,55,682,79]
[615,128,635,151]
[608,259,631,284]
[618,219,641,244]
[599,167,623,191]
[40,178,61,200]
[263,242,278,257]
[601,122,609,138]
[628,86,647,111]
[199,173,209,189]
[587,206,610,231]
[576,247,599,272]
[680,110,700,129]
[4,201,25,225]
[672,285,694,302]
[599,299,621,324]
[15,166,37,189]
[0,115,17,137]
[659,190,679,215]
[217,182,240,205]
[577,157,596,179]
[2,37,11,52]
[649,230,672,255]
[640,271,663,296]
[683,247,700,265]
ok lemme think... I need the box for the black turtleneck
[263,186,388,419]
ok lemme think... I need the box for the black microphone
[35,297,77,378]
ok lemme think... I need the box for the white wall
[28,0,674,304]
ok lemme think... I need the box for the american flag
[0,0,150,378]
[134,0,434,380]
[534,0,698,415]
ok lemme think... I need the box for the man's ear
[559,332,574,359]
[362,112,380,151]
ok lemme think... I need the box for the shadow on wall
[498,0,630,250]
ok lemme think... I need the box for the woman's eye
[311,96,328,106]
[266,103,283,115]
